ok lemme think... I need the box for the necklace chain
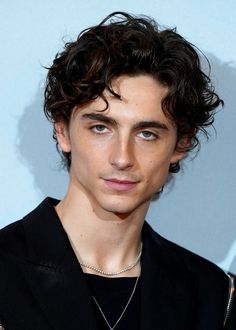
[93,276,140,330]
[79,242,143,276]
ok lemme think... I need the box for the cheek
[146,151,173,170]
[70,141,104,176]
[144,156,171,183]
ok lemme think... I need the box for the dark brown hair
[44,12,223,172]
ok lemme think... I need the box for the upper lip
[103,178,138,184]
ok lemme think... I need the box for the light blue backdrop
[1,0,236,273]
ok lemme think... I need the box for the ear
[170,149,186,164]
[170,137,190,164]
[55,121,71,153]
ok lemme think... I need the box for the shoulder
[143,221,229,295]
[0,219,26,258]
[0,198,60,296]
[0,218,27,306]
[164,233,224,277]
[144,221,226,275]
[0,197,59,259]
[143,222,232,325]
[0,216,30,293]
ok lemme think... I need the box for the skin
[55,74,185,276]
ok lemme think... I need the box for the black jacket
[0,198,235,329]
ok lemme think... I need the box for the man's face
[57,75,184,216]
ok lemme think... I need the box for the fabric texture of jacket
[0,197,235,329]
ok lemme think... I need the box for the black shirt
[85,274,141,329]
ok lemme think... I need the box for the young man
[0,12,235,330]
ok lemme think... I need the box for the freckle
[80,234,83,238]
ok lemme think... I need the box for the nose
[109,136,134,170]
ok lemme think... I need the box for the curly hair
[44,11,223,172]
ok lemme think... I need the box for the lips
[103,178,139,191]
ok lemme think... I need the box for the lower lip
[104,180,138,191]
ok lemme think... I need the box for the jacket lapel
[22,198,98,330]
[20,198,196,330]
[140,223,197,330]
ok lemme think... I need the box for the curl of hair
[44,11,223,172]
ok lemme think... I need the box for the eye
[138,131,157,141]
[90,125,109,134]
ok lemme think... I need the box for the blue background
[1,0,236,273]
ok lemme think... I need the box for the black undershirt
[85,274,141,329]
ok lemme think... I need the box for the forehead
[110,74,168,103]
[74,74,172,126]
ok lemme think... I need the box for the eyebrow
[81,113,116,125]
[133,121,168,130]
[81,112,169,130]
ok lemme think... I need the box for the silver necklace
[93,276,140,330]
[79,242,143,276]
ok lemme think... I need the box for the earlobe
[170,150,186,165]
[170,136,190,164]
[55,122,71,153]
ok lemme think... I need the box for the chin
[102,204,133,214]
[100,197,149,216]
[99,199,134,213]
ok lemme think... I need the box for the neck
[55,183,149,277]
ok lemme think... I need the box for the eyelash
[90,125,109,134]
[138,131,158,141]
[89,125,158,141]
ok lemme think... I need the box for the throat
[55,192,145,277]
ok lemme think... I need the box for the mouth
[103,178,139,192]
